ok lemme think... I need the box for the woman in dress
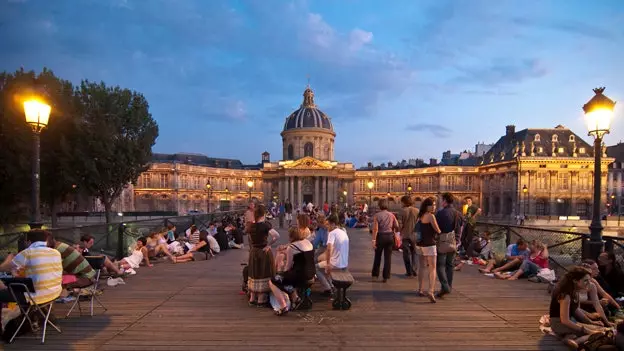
[248,204,280,306]
[416,197,441,303]
[269,226,315,316]
[117,237,152,274]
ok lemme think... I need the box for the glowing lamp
[24,100,51,132]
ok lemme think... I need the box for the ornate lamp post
[407,183,412,196]
[610,193,616,215]
[24,99,51,228]
[247,180,254,202]
[205,181,212,213]
[522,184,528,218]
[583,87,615,259]
[367,179,374,209]
[343,189,347,208]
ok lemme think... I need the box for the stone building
[129,87,611,219]
[607,142,624,215]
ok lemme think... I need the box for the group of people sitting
[243,203,350,316]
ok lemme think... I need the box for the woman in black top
[269,227,315,316]
[247,205,280,306]
[416,197,441,303]
[549,266,610,349]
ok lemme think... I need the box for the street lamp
[367,179,374,209]
[583,87,615,259]
[247,180,254,202]
[205,181,212,213]
[343,189,347,208]
[522,184,528,218]
[24,99,51,228]
[407,183,412,195]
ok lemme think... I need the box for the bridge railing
[0,209,246,260]
[474,222,624,277]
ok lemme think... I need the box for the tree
[0,68,80,228]
[75,81,158,224]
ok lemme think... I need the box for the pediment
[282,157,334,170]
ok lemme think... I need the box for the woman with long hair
[247,204,280,306]
[297,213,311,239]
[416,197,441,303]
[549,266,612,349]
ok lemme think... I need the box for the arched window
[287,144,294,160]
[552,134,558,142]
[304,142,314,157]
[534,134,541,142]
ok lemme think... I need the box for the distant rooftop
[151,153,261,170]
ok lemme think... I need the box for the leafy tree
[75,81,158,224]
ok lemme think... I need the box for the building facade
[128,87,612,219]
[607,142,624,215]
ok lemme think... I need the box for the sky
[1,0,624,167]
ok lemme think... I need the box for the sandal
[275,308,288,316]
[427,293,437,304]
[416,290,426,297]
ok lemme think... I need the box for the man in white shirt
[205,234,221,254]
[316,214,349,296]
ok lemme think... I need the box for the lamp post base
[587,239,604,261]
[587,221,604,260]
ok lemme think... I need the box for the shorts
[416,245,437,256]
[285,213,293,221]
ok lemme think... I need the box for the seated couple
[479,238,550,280]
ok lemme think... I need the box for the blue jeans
[518,259,540,278]
[437,251,456,293]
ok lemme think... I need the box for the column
[289,176,294,203]
[329,178,335,204]
[320,176,325,205]
[297,177,303,207]
[314,176,320,205]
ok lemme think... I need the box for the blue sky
[1,0,623,167]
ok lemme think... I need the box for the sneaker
[126,268,137,275]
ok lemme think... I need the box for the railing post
[191,215,196,226]
[505,226,511,246]
[604,237,614,253]
[116,223,125,260]
[581,237,589,259]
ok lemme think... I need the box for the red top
[530,251,549,269]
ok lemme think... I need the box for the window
[536,199,547,216]
[160,174,169,188]
[181,175,188,189]
[534,134,541,142]
[537,147,543,153]
[537,172,548,190]
[304,142,314,157]
[576,200,589,217]
[287,144,294,160]
[579,173,590,190]
[558,173,569,190]
[466,176,474,191]
[569,135,575,142]
[552,134,558,142]
[579,147,586,154]
[142,174,150,188]
[558,147,564,153]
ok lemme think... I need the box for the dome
[283,87,333,132]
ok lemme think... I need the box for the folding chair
[6,278,62,344]
[66,255,108,317]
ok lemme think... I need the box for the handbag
[414,220,422,243]
[437,231,457,254]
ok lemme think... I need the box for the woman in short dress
[416,197,441,303]
[248,204,280,306]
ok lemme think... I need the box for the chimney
[429,158,437,166]
[367,162,373,169]
[388,161,393,168]
[506,125,516,139]
[262,151,270,163]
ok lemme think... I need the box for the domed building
[281,87,335,161]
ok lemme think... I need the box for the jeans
[519,259,540,278]
[372,233,394,279]
[402,238,417,275]
[437,251,456,293]
[462,224,476,258]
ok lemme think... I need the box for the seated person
[175,231,213,263]
[49,235,96,290]
[116,237,151,274]
[496,240,548,280]
[207,222,218,237]
[297,213,312,240]
[213,225,229,251]
[225,223,244,249]
[269,227,315,316]
[0,230,63,307]
[165,224,176,243]
[76,234,123,276]
[597,251,624,299]
[313,214,329,261]
[186,225,200,244]
[316,214,349,297]
[548,266,611,349]
[581,259,622,315]
[479,238,528,274]
[206,231,220,254]
[146,232,175,261]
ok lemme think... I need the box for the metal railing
[474,222,624,277]
[0,209,246,260]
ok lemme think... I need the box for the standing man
[284,199,293,227]
[435,193,463,298]
[399,195,419,277]
[462,197,481,259]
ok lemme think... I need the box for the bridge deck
[6,227,566,351]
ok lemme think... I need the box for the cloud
[450,58,549,87]
[406,123,452,138]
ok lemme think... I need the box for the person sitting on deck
[548,266,613,349]
[479,238,528,274]
[165,224,176,243]
[116,237,152,275]
[225,223,244,249]
[48,235,96,290]
[146,232,176,262]
[316,214,349,297]
[495,240,548,280]
[580,260,622,317]
[186,225,200,245]
[174,231,214,263]
[597,251,624,300]
[76,234,123,276]
[269,226,315,316]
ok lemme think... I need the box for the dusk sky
[1,0,623,167]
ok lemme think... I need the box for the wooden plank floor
[5,226,568,351]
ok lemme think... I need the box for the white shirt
[206,235,220,253]
[327,227,349,269]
